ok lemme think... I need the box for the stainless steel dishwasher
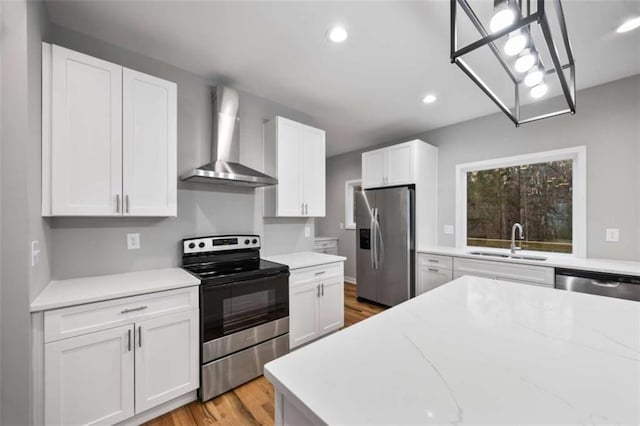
[555,269,640,302]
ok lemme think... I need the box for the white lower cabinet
[43,287,199,425]
[418,266,453,295]
[289,262,344,349]
[134,310,199,413]
[45,325,135,425]
[453,257,555,287]
[417,254,454,296]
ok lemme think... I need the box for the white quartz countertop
[31,268,200,312]
[419,246,640,276]
[265,276,640,425]
[263,252,346,270]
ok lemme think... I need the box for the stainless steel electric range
[182,235,290,401]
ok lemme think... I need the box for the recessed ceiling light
[422,94,437,104]
[616,16,640,33]
[326,26,348,43]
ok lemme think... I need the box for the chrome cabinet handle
[125,195,130,213]
[128,329,132,351]
[116,194,121,213]
[315,271,326,276]
[138,326,142,347]
[428,268,440,273]
[317,284,320,297]
[301,203,304,215]
[428,259,439,263]
[321,283,324,296]
[120,305,148,314]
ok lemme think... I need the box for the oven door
[201,270,289,348]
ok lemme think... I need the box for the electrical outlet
[444,225,454,235]
[31,240,41,267]
[605,228,619,242]
[304,226,311,238]
[127,233,141,249]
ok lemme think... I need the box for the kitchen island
[264,275,640,425]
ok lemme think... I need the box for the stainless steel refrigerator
[355,186,415,306]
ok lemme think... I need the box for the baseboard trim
[116,391,197,425]
[344,276,357,285]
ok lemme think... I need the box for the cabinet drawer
[44,286,199,343]
[418,253,453,270]
[290,262,343,287]
[418,266,453,295]
[313,239,338,249]
[453,257,554,287]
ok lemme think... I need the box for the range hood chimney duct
[180,86,278,187]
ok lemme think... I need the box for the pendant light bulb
[524,66,544,87]
[514,48,536,73]
[490,1,515,33]
[530,83,548,99]
[504,30,527,56]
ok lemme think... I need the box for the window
[344,179,362,230]
[456,147,586,257]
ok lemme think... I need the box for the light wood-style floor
[145,283,384,426]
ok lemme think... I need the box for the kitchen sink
[467,251,547,261]
[509,254,548,261]
[467,251,509,258]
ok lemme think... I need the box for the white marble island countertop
[265,276,640,425]
[263,251,345,270]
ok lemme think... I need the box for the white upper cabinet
[48,44,123,216]
[362,140,419,189]
[264,116,326,217]
[123,68,177,216]
[42,43,178,217]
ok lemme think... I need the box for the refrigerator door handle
[375,208,383,269]
[370,208,377,270]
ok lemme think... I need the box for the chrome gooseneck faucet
[510,223,524,256]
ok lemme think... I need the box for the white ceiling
[45,0,640,157]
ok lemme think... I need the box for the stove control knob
[244,239,250,245]
[198,242,205,248]
[252,239,258,244]
[188,242,196,249]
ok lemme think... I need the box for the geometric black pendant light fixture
[451,0,576,126]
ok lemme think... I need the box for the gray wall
[317,75,640,280]
[46,24,316,279]
[1,0,50,424]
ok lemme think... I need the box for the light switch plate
[127,233,141,249]
[605,228,619,242]
[444,225,454,235]
[304,226,311,238]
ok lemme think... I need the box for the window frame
[344,179,362,230]
[455,146,587,258]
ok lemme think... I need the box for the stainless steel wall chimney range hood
[180,86,278,187]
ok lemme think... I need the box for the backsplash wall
[47,23,315,279]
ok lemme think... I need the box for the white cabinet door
[302,125,326,217]
[386,143,414,186]
[45,325,134,425]
[134,310,199,413]
[51,45,123,216]
[290,280,319,348]
[418,266,453,295]
[123,68,177,217]
[276,118,303,216]
[318,277,344,333]
[362,150,385,188]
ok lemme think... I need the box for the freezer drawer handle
[590,280,620,288]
